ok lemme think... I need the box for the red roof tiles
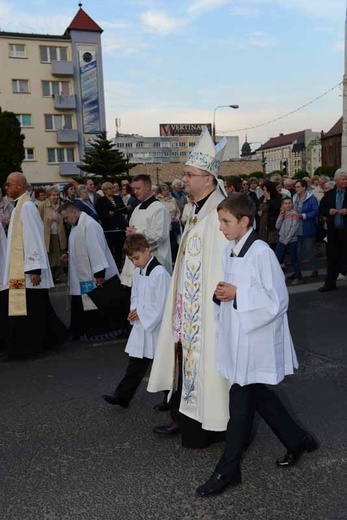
[260,131,303,150]
[322,117,342,138]
[66,8,103,33]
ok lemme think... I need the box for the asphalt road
[0,271,346,520]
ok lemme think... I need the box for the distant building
[112,134,239,164]
[321,117,342,170]
[0,7,106,184]
[258,129,321,176]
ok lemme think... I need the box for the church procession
[1,125,347,517]
[1,2,347,518]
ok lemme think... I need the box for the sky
[1,0,347,150]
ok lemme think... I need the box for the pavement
[0,259,346,520]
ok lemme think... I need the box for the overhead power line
[219,81,343,134]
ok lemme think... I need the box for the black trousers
[325,228,347,286]
[215,383,307,477]
[170,343,225,449]
[114,356,152,405]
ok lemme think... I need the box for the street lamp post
[212,104,239,143]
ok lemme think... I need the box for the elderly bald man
[2,172,68,359]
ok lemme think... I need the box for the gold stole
[8,194,31,316]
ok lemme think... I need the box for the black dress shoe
[318,284,336,293]
[276,434,319,467]
[153,402,172,411]
[196,472,241,497]
[102,394,129,408]
[153,422,180,436]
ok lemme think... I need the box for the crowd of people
[1,127,346,497]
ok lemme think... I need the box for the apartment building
[0,7,106,184]
[259,129,321,176]
[112,134,239,164]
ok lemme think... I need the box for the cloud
[229,6,259,17]
[187,0,233,15]
[141,10,186,36]
[332,40,344,52]
[313,26,333,32]
[247,31,277,47]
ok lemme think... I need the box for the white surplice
[125,259,171,359]
[68,215,119,295]
[120,198,172,287]
[215,239,298,387]
[4,199,53,289]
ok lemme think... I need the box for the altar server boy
[103,234,171,408]
[196,193,318,497]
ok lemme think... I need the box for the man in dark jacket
[318,168,347,292]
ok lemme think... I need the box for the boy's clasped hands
[214,281,237,302]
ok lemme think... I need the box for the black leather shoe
[276,435,319,467]
[153,422,180,436]
[153,402,172,411]
[318,285,336,293]
[196,472,241,497]
[102,394,129,408]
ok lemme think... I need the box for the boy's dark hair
[282,196,292,202]
[217,193,255,224]
[123,233,150,256]
[132,174,152,187]
[223,175,242,192]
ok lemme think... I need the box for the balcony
[59,162,81,176]
[54,94,76,110]
[57,129,79,143]
[52,61,74,76]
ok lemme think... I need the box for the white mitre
[185,127,227,178]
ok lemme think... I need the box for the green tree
[313,165,335,178]
[77,131,130,182]
[0,108,25,186]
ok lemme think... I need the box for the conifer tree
[78,131,129,181]
[0,108,25,186]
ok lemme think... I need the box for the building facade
[112,134,239,164]
[0,7,106,184]
[321,117,342,170]
[259,129,321,177]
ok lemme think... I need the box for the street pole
[212,104,239,144]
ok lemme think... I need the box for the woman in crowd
[62,183,76,202]
[38,185,67,284]
[257,180,282,250]
[33,187,47,207]
[122,183,140,223]
[156,183,181,262]
[75,184,101,222]
[95,181,127,270]
[292,179,319,278]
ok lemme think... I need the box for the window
[42,81,70,97]
[47,148,75,163]
[153,142,160,148]
[40,46,68,62]
[16,114,32,127]
[12,79,29,93]
[125,142,133,148]
[24,148,35,161]
[9,44,27,58]
[45,114,72,130]
[172,152,179,157]
[136,142,144,148]
[179,151,187,157]
[179,142,185,147]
